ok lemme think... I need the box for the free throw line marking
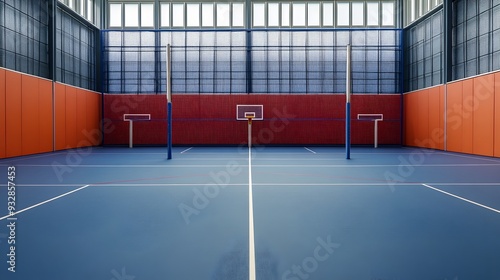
[248,147,256,280]
[304,147,317,154]
[422,183,500,214]
[180,147,193,154]
[0,185,91,220]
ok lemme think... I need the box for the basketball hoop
[245,112,255,125]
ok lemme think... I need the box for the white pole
[374,120,378,148]
[166,44,172,102]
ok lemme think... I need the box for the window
[254,3,265,27]
[233,3,244,27]
[202,3,214,27]
[352,2,364,26]
[323,3,334,26]
[382,2,394,26]
[217,3,230,27]
[337,2,350,26]
[293,3,306,26]
[161,3,170,27]
[282,3,290,26]
[141,4,154,27]
[367,2,379,25]
[187,4,200,27]
[124,4,139,27]
[109,3,122,27]
[308,3,320,26]
[172,3,184,27]
[268,3,280,27]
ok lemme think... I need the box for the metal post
[248,120,252,148]
[129,121,133,148]
[346,44,352,159]
[166,44,172,159]
[374,120,379,148]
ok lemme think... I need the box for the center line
[304,147,317,154]
[248,147,256,280]
[422,183,500,214]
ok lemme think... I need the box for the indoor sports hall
[1,1,500,279]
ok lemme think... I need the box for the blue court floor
[0,146,499,280]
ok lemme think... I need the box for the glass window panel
[160,4,170,27]
[187,4,200,27]
[308,3,320,26]
[141,4,154,27]
[172,4,184,27]
[382,2,394,26]
[337,2,350,26]
[352,2,364,26]
[282,3,290,26]
[367,2,379,25]
[109,3,122,27]
[268,3,280,27]
[323,3,334,26]
[232,3,244,27]
[293,3,306,26]
[217,3,230,26]
[202,3,214,27]
[124,4,139,27]
[253,3,265,27]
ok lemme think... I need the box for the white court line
[304,147,317,154]
[0,185,91,221]
[248,147,256,280]
[180,147,193,154]
[10,163,500,168]
[422,183,500,214]
[435,151,500,163]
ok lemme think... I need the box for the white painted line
[304,147,317,154]
[9,163,500,168]
[248,147,256,280]
[180,147,193,154]
[422,183,500,214]
[0,185,91,220]
[435,151,500,163]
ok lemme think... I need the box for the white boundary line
[248,147,256,280]
[435,151,500,163]
[0,185,91,221]
[6,163,500,168]
[180,147,193,154]
[422,183,500,214]
[304,147,317,154]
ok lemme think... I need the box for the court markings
[180,147,193,154]
[6,163,500,168]
[422,183,500,214]
[248,147,256,280]
[304,147,317,154]
[0,184,91,221]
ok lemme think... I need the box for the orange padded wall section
[0,69,5,158]
[472,74,495,156]
[404,86,444,149]
[39,79,53,153]
[21,75,40,155]
[5,71,22,157]
[495,73,500,157]
[461,79,474,154]
[446,82,463,153]
[55,83,67,150]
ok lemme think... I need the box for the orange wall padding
[404,86,444,149]
[39,79,53,153]
[5,71,22,157]
[21,75,40,155]
[472,74,495,156]
[0,68,102,159]
[103,94,402,145]
[406,71,500,158]
[0,69,5,158]
[495,73,500,157]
